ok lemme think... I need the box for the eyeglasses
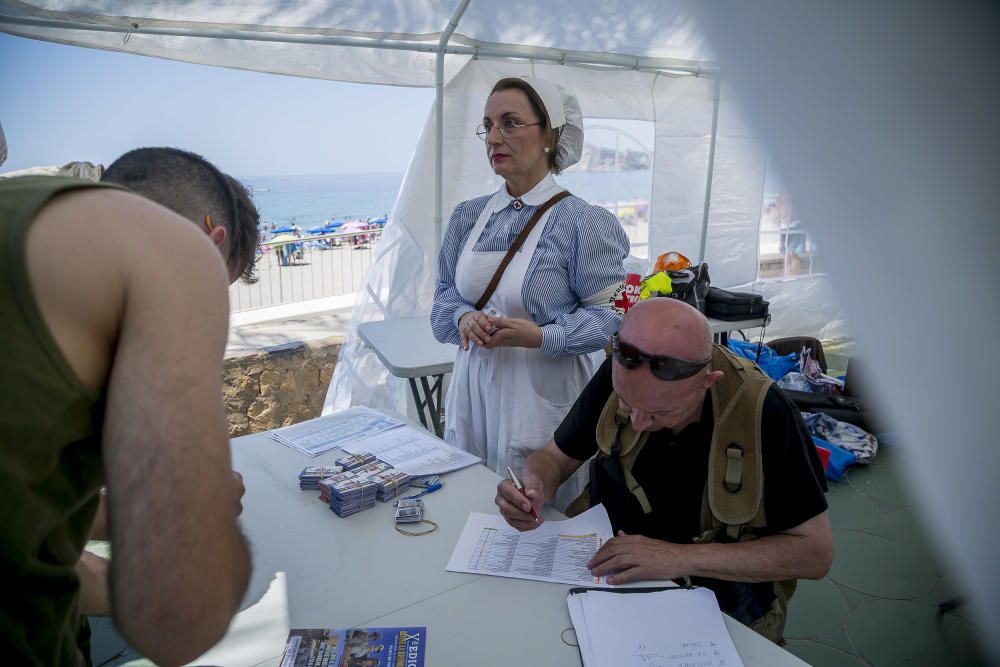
[476,118,542,141]
[610,333,711,381]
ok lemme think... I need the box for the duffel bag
[706,286,769,321]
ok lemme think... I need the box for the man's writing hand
[495,475,544,531]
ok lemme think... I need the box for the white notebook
[567,586,744,667]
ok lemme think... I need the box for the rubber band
[560,627,578,647]
[394,519,438,536]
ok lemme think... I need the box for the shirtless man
[1,148,254,666]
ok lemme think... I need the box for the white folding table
[358,317,456,437]
[710,315,771,344]
[230,427,806,666]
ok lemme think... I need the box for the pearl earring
[543,147,550,153]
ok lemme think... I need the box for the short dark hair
[490,78,562,173]
[102,147,258,283]
[223,175,261,284]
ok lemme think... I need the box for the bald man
[496,298,831,641]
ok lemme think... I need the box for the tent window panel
[557,120,653,260]
[758,163,820,280]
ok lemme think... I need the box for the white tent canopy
[0,0,714,85]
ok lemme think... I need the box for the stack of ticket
[328,477,378,517]
[335,451,377,471]
[369,469,411,502]
[318,471,359,503]
[350,460,391,478]
[297,465,343,490]
[394,498,424,523]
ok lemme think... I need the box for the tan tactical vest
[568,344,796,643]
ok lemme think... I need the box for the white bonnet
[517,76,584,171]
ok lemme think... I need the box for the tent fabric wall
[650,75,766,287]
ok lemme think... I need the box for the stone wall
[223,335,343,437]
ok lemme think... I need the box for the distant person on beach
[0,148,253,666]
[431,76,628,509]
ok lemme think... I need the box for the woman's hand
[483,316,543,349]
[458,310,495,350]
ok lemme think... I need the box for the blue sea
[240,170,653,229]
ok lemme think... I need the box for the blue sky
[0,33,435,176]
[0,32,658,179]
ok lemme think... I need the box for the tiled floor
[783,436,991,666]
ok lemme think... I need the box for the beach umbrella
[368,217,386,227]
[340,220,368,233]
[306,225,331,234]
[323,221,345,230]
[271,225,297,234]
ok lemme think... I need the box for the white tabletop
[358,314,768,381]
[358,316,457,378]
[230,427,805,666]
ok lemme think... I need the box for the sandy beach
[230,238,377,312]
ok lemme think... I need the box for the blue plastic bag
[726,339,799,381]
[813,436,856,481]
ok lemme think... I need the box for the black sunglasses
[610,333,711,381]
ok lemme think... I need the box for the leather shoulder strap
[474,190,572,311]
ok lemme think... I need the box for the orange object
[653,251,691,273]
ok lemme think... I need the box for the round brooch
[512,198,524,211]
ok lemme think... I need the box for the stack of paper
[268,408,404,457]
[340,424,481,476]
[567,586,744,667]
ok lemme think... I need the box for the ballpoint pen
[506,465,540,524]
[402,482,443,500]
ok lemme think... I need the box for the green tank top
[0,175,121,666]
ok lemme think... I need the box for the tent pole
[697,75,722,264]
[435,0,472,255]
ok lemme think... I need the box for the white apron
[444,189,593,510]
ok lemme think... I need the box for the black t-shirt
[555,358,828,543]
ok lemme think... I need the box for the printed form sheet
[339,425,481,476]
[269,407,404,457]
[446,505,615,587]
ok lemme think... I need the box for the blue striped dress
[431,180,629,358]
